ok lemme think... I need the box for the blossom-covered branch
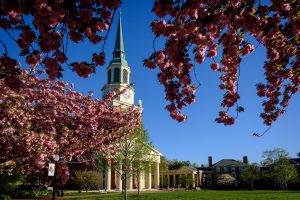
[0,0,121,84]
[145,0,299,125]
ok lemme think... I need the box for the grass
[61,190,300,200]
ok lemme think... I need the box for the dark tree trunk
[124,173,128,200]
[137,172,140,197]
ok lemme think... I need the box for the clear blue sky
[1,1,299,166]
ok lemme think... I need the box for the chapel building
[99,14,162,191]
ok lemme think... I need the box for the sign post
[48,163,55,177]
[50,155,60,200]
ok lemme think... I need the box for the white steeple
[101,13,135,107]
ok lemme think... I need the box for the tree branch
[253,126,272,137]
[0,39,8,55]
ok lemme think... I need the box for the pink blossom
[280,3,291,12]
[210,62,219,71]
[241,44,255,56]
[92,53,106,66]
[267,50,280,60]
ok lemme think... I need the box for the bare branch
[253,126,272,137]
[0,39,8,55]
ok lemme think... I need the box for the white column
[148,163,152,189]
[161,174,164,188]
[118,163,122,190]
[129,163,133,190]
[155,162,159,189]
[139,171,143,190]
[192,173,195,188]
[168,175,170,188]
[105,162,111,191]
[198,170,203,186]
[173,174,176,187]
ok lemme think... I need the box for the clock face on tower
[123,90,131,99]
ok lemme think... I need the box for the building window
[224,166,228,173]
[239,167,245,172]
[108,69,111,84]
[113,68,120,83]
[216,167,220,173]
[122,69,128,84]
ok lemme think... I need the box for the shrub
[72,170,101,192]
[13,190,32,198]
[12,186,48,199]
[178,174,194,189]
[0,195,11,200]
[0,170,23,195]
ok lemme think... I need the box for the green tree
[192,163,198,168]
[168,160,191,170]
[159,156,169,171]
[272,158,299,189]
[110,125,155,200]
[94,154,109,191]
[72,170,101,193]
[240,163,260,190]
[132,160,151,197]
[261,148,289,166]
[178,174,194,189]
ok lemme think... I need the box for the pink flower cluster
[146,0,299,125]
[0,0,121,82]
[71,62,93,78]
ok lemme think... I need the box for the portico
[100,146,162,191]
[160,166,202,189]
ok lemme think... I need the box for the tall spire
[113,13,125,58]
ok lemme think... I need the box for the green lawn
[62,190,300,200]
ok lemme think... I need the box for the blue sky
[1,0,299,166]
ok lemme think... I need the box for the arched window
[123,69,128,84]
[113,68,120,83]
[108,69,111,84]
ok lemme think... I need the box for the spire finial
[113,13,125,57]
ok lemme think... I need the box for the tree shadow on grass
[237,190,300,195]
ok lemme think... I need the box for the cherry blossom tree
[0,0,299,127]
[0,67,141,184]
[0,0,143,187]
[0,0,121,87]
[145,0,299,126]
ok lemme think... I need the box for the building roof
[114,13,124,53]
[109,13,128,65]
[212,159,248,167]
[197,167,212,172]
[161,166,197,174]
[142,141,162,156]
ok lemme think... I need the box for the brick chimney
[208,156,212,167]
[243,156,248,164]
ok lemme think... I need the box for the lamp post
[88,91,94,99]
[52,155,60,200]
